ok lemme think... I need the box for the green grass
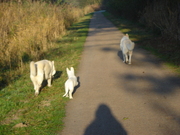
[0,12,93,135]
[103,12,180,75]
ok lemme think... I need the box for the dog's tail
[63,85,69,97]
[30,61,37,76]
[63,91,68,97]
[127,42,135,51]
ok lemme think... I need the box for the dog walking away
[63,67,78,99]
[120,34,135,64]
[30,60,56,96]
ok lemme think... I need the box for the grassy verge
[0,12,93,135]
[103,12,180,75]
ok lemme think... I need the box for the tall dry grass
[0,2,95,86]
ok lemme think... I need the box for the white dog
[120,34,135,64]
[63,67,78,99]
[30,60,56,96]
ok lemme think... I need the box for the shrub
[140,0,178,40]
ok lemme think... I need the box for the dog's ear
[125,34,129,38]
[66,68,70,73]
[70,67,74,74]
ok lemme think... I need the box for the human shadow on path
[84,104,127,135]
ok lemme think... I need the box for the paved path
[60,11,180,135]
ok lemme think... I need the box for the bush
[140,0,179,40]
[102,0,147,20]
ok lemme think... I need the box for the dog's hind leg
[31,77,40,96]
[123,53,128,63]
[47,77,52,87]
[35,86,40,96]
[68,88,74,99]
[128,55,132,64]
[128,51,133,64]
[34,81,41,96]
[34,75,43,96]
[122,53,126,63]
[125,54,128,63]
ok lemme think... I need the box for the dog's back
[30,60,47,77]
[120,35,134,52]
[126,40,135,51]
[33,60,55,79]
[36,60,51,79]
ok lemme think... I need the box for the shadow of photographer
[84,104,127,135]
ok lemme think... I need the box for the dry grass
[0,12,93,134]
[0,2,95,86]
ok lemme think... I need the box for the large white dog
[63,67,78,99]
[30,60,56,96]
[120,34,135,64]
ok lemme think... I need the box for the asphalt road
[60,11,180,135]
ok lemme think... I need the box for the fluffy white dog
[30,60,56,96]
[63,67,78,99]
[120,34,135,64]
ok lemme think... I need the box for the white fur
[30,60,56,96]
[120,34,135,64]
[63,67,78,99]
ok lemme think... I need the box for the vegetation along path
[60,11,180,135]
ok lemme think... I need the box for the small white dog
[30,60,56,96]
[120,34,135,64]
[63,67,78,99]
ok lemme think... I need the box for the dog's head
[66,67,75,78]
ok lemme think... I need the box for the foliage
[140,0,179,40]
[101,0,179,39]
[102,0,147,20]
